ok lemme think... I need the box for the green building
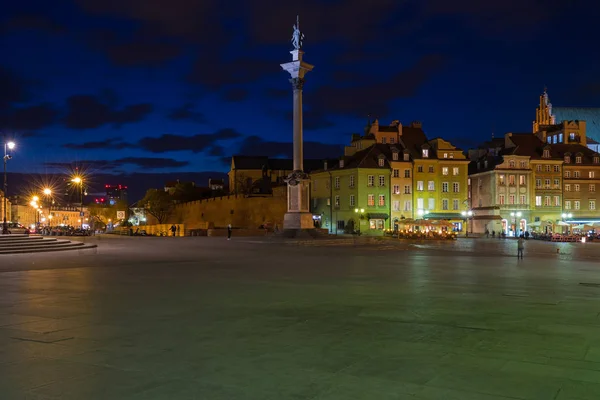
[311,144,393,236]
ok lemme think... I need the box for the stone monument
[280,15,315,235]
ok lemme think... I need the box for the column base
[283,212,314,231]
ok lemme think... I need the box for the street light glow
[7,142,15,150]
[32,196,39,202]
[43,188,52,196]
[72,176,82,184]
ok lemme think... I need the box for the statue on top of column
[291,15,304,50]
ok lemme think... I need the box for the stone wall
[154,191,287,229]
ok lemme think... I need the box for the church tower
[533,87,556,133]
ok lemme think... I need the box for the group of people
[484,228,526,259]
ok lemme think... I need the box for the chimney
[324,160,328,170]
[411,121,422,128]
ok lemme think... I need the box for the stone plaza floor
[1,236,600,399]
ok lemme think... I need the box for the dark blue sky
[2,0,600,178]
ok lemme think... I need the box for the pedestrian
[485,228,489,238]
[170,224,177,237]
[227,224,232,240]
[524,231,529,240]
[492,230,495,238]
[517,236,524,259]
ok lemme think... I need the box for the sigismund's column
[280,15,314,234]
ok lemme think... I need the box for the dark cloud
[0,103,59,131]
[265,88,288,99]
[0,65,29,107]
[168,103,205,123]
[1,14,66,34]
[63,138,134,150]
[283,110,335,131]
[63,94,153,130]
[187,57,275,88]
[311,54,446,118]
[138,129,241,153]
[238,135,342,159]
[222,88,249,102]
[43,157,188,170]
[116,157,189,169]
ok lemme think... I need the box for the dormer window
[594,156,599,164]
[570,132,576,141]
[422,149,429,158]
[509,160,516,168]
[484,160,488,168]
[576,156,582,164]
[564,156,570,164]
[449,153,454,159]
[443,153,448,158]
[378,158,385,167]
[403,153,409,161]
[339,159,344,168]
[543,149,550,158]
[392,152,398,161]
[547,136,551,144]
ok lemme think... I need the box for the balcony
[497,204,531,210]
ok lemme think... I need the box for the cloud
[168,103,205,123]
[238,135,342,159]
[187,57,275,88]
[63,138,135,150]
[265,88,288,99]
[0,65,29,107]
[43,157,189,170]
[222,88,248,102]
[0,103,59,131]
[1,14,66,34]
[63,94,153,129]
[138,129,241,153]
[283,110,335,131]
[116,157,189,169]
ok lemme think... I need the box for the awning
[367,213,389,220]
[422,213,464,220]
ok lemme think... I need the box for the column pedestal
[283,176,314,235]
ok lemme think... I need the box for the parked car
[6,222,29,235]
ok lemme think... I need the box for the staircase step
[0,240,71,248]
[0,243,97,254]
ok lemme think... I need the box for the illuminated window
[392,152,398,161]
[378,194,385,206]
[422,149,429,158]
[442,167,448,175]
[334,176,340,189]
[428,181,435,191]
[393,185,400,194]
[378,158,385,167]
[453,182,460,192]
[367,194,375,206]
[453,167,459,175]
[442,199,449,210]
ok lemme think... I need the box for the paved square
[1,236,600,399]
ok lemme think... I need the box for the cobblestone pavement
[1,236,600,399]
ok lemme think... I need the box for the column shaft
[293,87,303,172]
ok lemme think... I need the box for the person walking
[227,224,232,240]
[170,224,177,237]
[517,236,525,259]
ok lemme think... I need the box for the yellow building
[390,147,413,227]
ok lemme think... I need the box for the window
[404,201,412,211]
[574,171,580,178]
[499,175,505,185]
[339,160,344,168]
[536,179,541,188]
[553,165,560,172]
[544,196,551,206]
[404,185,411,194]
[553,136,557,144]
[575,200,580,210]
[378,158,385,167]
[379,175,385,186]
[369,219,384,230]
[544,179,551,189]
[443,153,448,159]
[595,156,600,164]
[428,181,435,191]
[350,195,355,207]
[453,182,460,192]
[392,152,398,161]
[392,200,400,211]
[590,171,595,178]
[442,182,449,192]
[417,198,424,209]
[543,149,550,158]
[403,153,410,161]
[422,149,429,158]
[349,175,355,187]
[570,133,576,141]
[404,169,411,178]
[428,165,434,173]
[337,220,345,230]
[453,199,459,210]
[442,199,449,210]
[576,156,582,164]
[559,133,563,142]
[536,165,542,172]
[564,171,571,178]
[442,167,448,175]
[378,194,385,206]
[509,194,515,205]
[368,175,374,186]
[334,176,340,189]
[575,184,580,192]
[367,194,375,206]
[449,153,454,159]
[509,160,515,168]
[334,195,340,207]
[392,169,399,178]
[393,185,400,195]
[565,184,571,192]
[554,196,560,206]
[520,161,527,168]
[327,198,331,206]
[535,196,542,206]
[417,165,424,173]
[484,160,488,168]
[499,194,505,205]
[591,200,596,211]
[417,181,424,191]
[390,137,395,144]
[565,201,571,210]
[564,156,571,164]
[453,167,459,176]
[554,179,560,189]
[547,136,551,144]
[428,198,435,210]
[545,165,551,172]
[520,194,526,204]
[381,137,386,144]
[519,175,526,185]
[509,175,515,185]
[590,184,596,192]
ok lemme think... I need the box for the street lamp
[461,210,473,235]
[2,141,15,234]
[71,176,84,229]
[354,208,365,235]
[510,211,522,237]
[562,212,573,234]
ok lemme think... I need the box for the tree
[88,199,129,228]
[234,172,255,195]
[140,189,173,224]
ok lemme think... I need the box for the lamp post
[71,176,84,229]
[561,212,573,235]
[3,141,15,234]
[354,208,365,235]
[510,211,522,237]
[461,210,473,236]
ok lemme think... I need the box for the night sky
[2,0,600,184]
